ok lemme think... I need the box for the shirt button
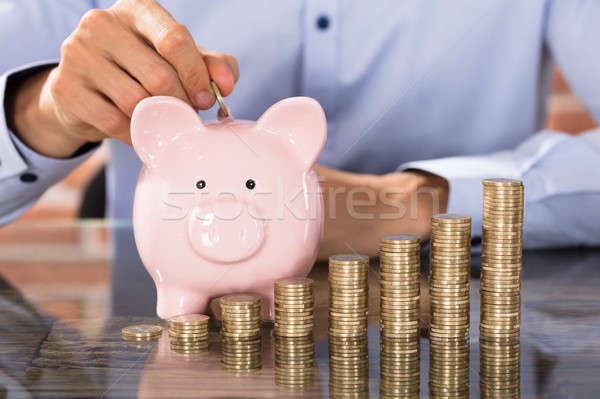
[471,236,482,246]
[316,15,330,30]
[20,173,38,183]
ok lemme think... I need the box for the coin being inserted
[210,80,230,118]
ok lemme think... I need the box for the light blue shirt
[1,0,600,247]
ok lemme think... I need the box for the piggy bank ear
[130,96,205,168]
[257,97,327,169]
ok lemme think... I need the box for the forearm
[317,166,448,259]
[6,67,87,158]
[400,129,600,248]
[0,66,98,225]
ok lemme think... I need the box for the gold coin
[431,239,471,246]
[381,234,420,243]
[210,80,229,118]
[168,327,208,335]
[329,253,369,263]
[482,178,523,186]
[431,229,471,235]
[482,194,524,202]
[275,276,313,287]
[432,213,472,223]
[221,293,261,305]
[122,335,160,342]
[169,314,209,325]
[169,335,209,342]
[483,195,524,203]
[379,254,420,261]
[122,324,163,339]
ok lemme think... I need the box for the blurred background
[0,68,595,329]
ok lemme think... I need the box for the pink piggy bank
[130,96,326,320]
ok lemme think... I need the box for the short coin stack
[168,314,209,353]
[480,178,523,397]
[379,235,421,398]
[121,325,163,341]
[274,277,314,337]
[220,294,262,372]
[274,277,315,387]
[328,254,370,397]
[429,214,471,398]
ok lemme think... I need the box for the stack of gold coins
[274,277,315,387]
[274,277,314,337]
[328,254,370,397]
[379,235,421,398]
[121,325,162,341]
[274,335,315,388]
[168,314,209,353]
[480,178,523,397]
[220,294,262,372]
[479,338,521,398]
[429,214,471,398]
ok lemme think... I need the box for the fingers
[62,26,148,122]
[201,50,239,97]
[46,0,242,153]
[52,74,130,144]
[98,21,191,105]
[87,57,150,119]
[81,91,132,144]
[115,0,214,109]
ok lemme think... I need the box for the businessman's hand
[317,166,449,260]
[9,0,239,158]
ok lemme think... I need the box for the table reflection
[0,222,598,397]
[138,330,325,399]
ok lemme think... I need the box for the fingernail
[194,90,214,109]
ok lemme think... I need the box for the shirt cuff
[399,157,521,240]
[9,130,99,183]
[0,59,98,197]
[0,60,60,180]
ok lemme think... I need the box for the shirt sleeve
[0,0,95,225]
[400,130,600,248]
[400,0,600,249]
[0,63,99,225]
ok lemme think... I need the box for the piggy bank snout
[188,200,265,263]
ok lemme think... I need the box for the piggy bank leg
[255,285,275,321]
[156,285,211,319]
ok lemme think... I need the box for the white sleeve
[401,0,600,249]
[400,129,600,248]
[0,1,95,225]
[0,64,99,225]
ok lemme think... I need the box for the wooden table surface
[0,221,599,398]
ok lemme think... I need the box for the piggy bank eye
[196,180,206,190]
[245,179,256,190]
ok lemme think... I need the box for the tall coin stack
[168,314,209,353]
[274,277,315,387]
[429,214,471,398]
[480,178,523,397]
[220,294,262,372]
[328,254,370,397]
[379,235,421,399]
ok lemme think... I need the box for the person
[2,0,600,260]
